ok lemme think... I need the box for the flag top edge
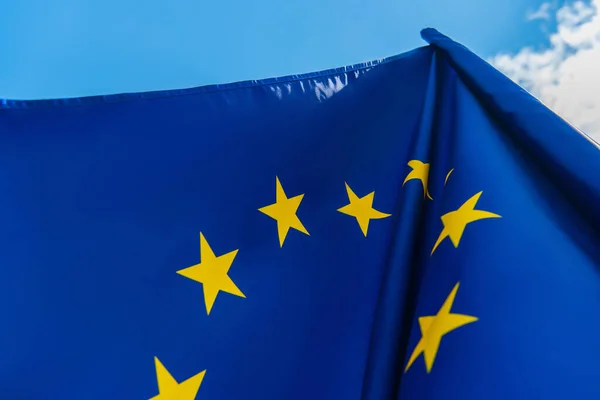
[0,46,430,110]
[420,27,600,149]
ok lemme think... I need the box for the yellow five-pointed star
[403,160,433,200]
[404,283,477,373]
[258,176,309,247]
[431,191,501,255]
[177,233,245,315]
[149,357,205,400]
[337,182,391,236]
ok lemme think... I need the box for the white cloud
[489,0,600,144]
[527,3,553,21]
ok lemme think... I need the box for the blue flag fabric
[0,29,599,399]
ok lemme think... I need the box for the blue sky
[0,0,558,99]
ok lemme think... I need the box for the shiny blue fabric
[0,29,598,400]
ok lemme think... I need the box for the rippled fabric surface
[0,29,598,400]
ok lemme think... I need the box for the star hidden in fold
[258,176,309,247]
[404,282,477,373]
[177,233,245,315]
[431,191,501,255]
[337,182,391,236]
[444,168,454,186]
[403,160,433,200]
[149,357,205,400]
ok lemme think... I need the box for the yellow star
[431,191,501,255]
[258,176,309,247]
[403,160,433,200]
[177,233,245,315]
[149,357,205,400]
[337,182,391,236]
[404,282,477,373]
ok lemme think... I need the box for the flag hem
[0,47,429,110]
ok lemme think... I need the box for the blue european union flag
[0,29,599,399]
